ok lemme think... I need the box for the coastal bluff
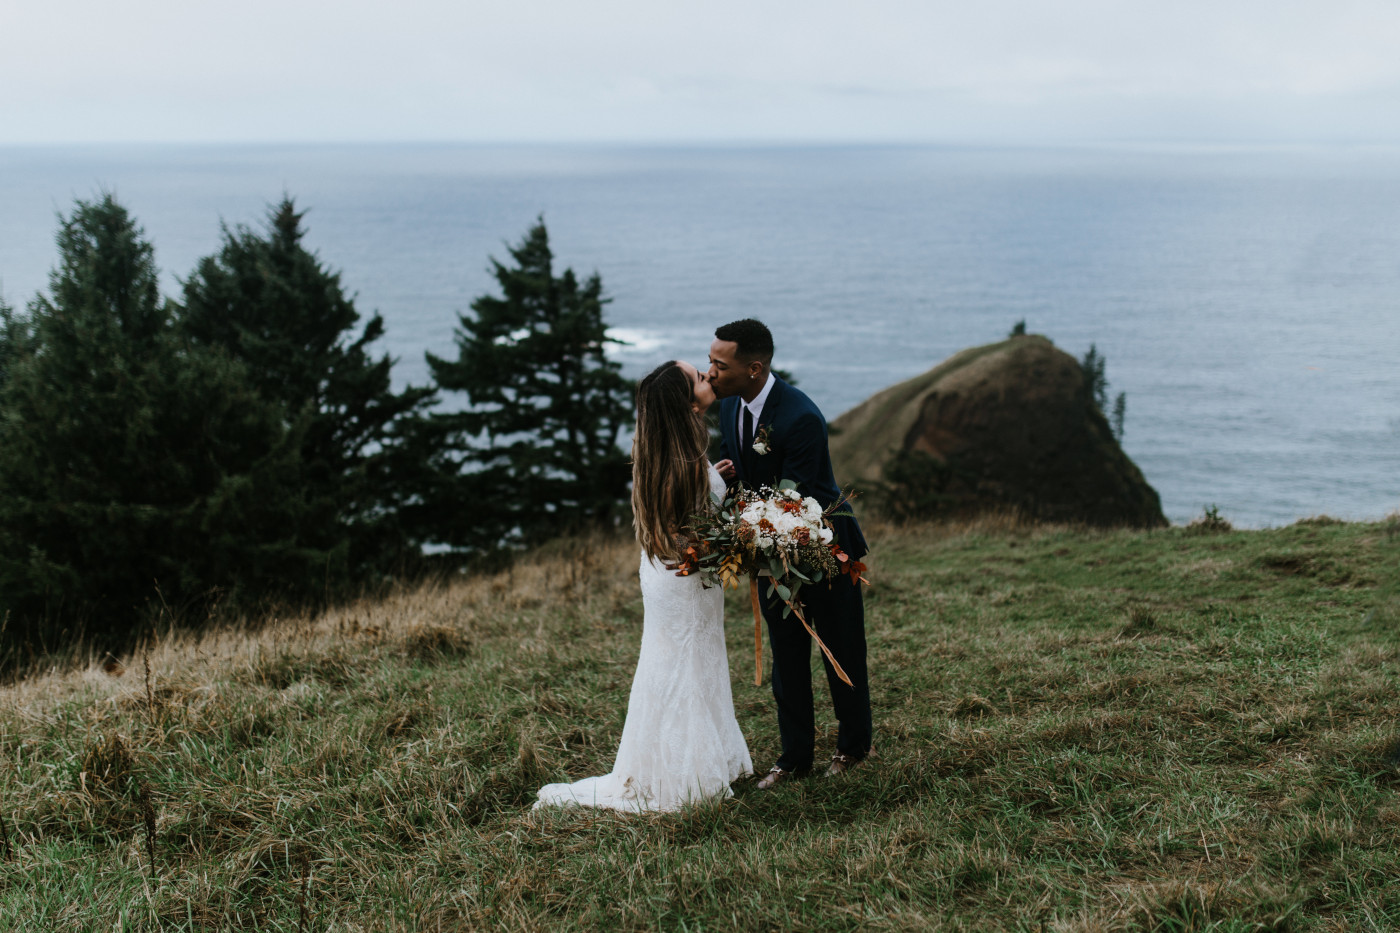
[830,335,1168,528]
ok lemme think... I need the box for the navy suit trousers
[762,571,872,772]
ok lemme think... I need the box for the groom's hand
[715,459,736,480]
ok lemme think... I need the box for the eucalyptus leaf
[778,479,798,492]
[775,583,791,601]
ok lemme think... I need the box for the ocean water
[1,143,1397,528]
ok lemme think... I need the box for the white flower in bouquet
[730,482,847,557]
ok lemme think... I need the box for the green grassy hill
[1,515,1398,930]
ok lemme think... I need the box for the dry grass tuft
[139,780,158,877]
[383,707,422,740]
[0,810,12,862]
[401,623,471,662]
[951,694,998,719]
[1121,879,1302,932]
[1117,604,1160,638]
[80,733,137,797]
[1293,514,1346,527]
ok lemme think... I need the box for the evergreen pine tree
[424,219,633,551]
[1081,343,1108,411]
[178,198,437,576]
[1080,344,1125,439]
[1080,344,1128,443]
[0,195,310,644]
[0,297,25,395]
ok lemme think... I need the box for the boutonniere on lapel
[751,424,772,456]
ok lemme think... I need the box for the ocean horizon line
[6,138,1400,155]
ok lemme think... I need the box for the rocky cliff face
[829,335,1167,528]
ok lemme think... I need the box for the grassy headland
[1,515,1398,930]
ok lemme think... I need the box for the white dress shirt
[739,371,776,444]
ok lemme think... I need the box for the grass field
[1,513,1398,931]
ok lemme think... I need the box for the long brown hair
[632,361,710,562]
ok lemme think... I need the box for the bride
[534,360,753,812]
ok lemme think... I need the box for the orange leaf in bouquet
[844,558,869,586]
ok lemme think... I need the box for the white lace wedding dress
[534,465,752,812]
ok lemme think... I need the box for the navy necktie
[742,406,754,452]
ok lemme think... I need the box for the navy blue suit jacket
[718,378,867,560]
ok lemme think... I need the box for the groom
[708,318,873,788]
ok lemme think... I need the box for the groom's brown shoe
[755,766,799,790]
[825,747,875,777]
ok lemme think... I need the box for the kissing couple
[535,318,873,812]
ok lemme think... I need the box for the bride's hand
[714,459,736,480]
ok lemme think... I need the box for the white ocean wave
[605,327,667,356]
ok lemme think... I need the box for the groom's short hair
[715,318,774,364]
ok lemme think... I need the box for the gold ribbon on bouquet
[748,578,852,689]
[749,579,763,686]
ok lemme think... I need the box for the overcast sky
[5,0,1400,144]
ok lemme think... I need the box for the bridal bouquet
[677,479,868,686]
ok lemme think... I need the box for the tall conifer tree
[423,219,633,551]
[0,195,308,641]
[179,198,437,574]
[0,297,24,394]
